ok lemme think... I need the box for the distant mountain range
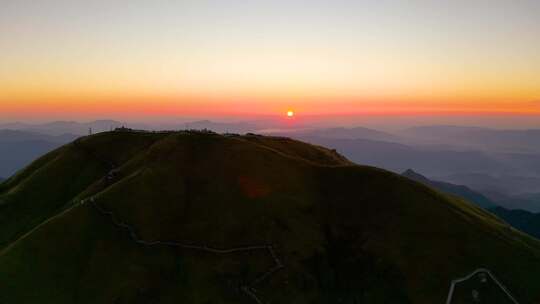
[182,120,259,133]
[436,173,540,199]
[401,169,540,240]
[490,207,540,239]
[482,191,540,213]
[292,136,504,177]
[4,122,540,152]
[0,130,76,143]
[401,125,540,153]
[401,169,496,209]
[0,130,78,178]
[0,119,262,136]
[276,127,399,142]
[281,128,540,203]
[0,120,125,136]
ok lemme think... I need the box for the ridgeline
[1,130,540,303]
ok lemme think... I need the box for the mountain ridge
[1,131,540,303]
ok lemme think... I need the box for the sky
[1,0,539,121]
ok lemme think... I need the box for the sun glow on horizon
[1,1,539,118]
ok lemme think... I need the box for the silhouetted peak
[402,169,430,182]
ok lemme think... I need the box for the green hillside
[1,131,540,304]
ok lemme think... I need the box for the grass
[0,132,165,249]
[1,131,540,303]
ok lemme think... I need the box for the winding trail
[73,138,284,303]
[75,133,522,304]
[445,268,519,304]
[76,139,282,303]
[87,198,284,304]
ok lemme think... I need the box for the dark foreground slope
[1,131,540,304]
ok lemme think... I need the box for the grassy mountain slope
[0,132,167,249]
[1,131,540,303]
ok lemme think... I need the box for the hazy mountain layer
[490,207,540,239]
[402,169,496,209]
[402,126,540,153]
[294,136,503,176]
[0,130,78,178]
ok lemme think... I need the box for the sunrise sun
[287,110,294,117]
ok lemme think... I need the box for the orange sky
[1,1,539,119]
[2,96,539,120]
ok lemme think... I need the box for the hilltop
[1,131,540,303]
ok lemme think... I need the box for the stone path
[445,268,519,304]
[74,139,285,303]
[87,198,284,304]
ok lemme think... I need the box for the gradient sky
[1,0,539,119]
